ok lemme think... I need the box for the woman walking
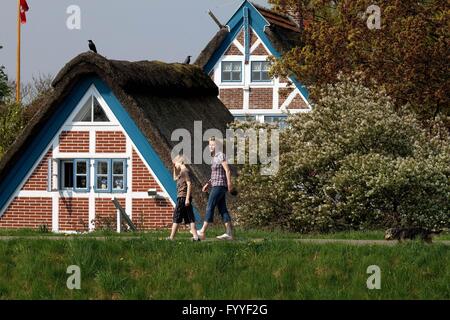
[198,137,234,240]
[167,155,200,241]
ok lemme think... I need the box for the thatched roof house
[0,52,234,232]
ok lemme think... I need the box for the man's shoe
[192,237,201,242]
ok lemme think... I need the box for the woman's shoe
[197,231,206,240]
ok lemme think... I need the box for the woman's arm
[185,180,192,206]
[222,161,233,192]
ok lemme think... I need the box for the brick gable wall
[0,197,52,229]
[96,131,126,153]
[59,197,89,232]
[59,131,89,153]
[219,89,243,109]
[22,149,52,191]
[249,88,273,109]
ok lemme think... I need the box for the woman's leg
[217,187,233,238]
[169,223,179,240]
[199,187,220,237]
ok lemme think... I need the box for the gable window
[251,61,271,82]
[94,159,127,193]
[234,115,257,122]
[222,61,242,82]
[264,115,288,129]
[73,96,109,122]
[60,159,89,192]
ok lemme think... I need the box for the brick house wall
[96,131,126,153]
[219,89,244,110]
[22,149,52,191]
[59,197,89,232]
[249,88,273,109]
[132,198,173,230]
[59,131,89,153]
[0,197,52,229]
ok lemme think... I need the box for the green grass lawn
[0,227,449,240]
[0,230,448,299]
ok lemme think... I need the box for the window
[222,61,242,82]
[234,115,257,122]
[95,160,110,192]
[94,159,127,193]
[112,160,126,192]
[59,159,89,192]
[251,61,271,82]
[265,115,288,129]
[61,160,74,189]
[74,160,89,191]
[73,96,109,122]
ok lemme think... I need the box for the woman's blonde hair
[172,154,186,166]
[209,136,224,153]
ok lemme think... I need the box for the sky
[0,0,269,83]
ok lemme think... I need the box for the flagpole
[16,0,21,103]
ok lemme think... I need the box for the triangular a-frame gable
[0,77,199,221]
[203,0,309,100]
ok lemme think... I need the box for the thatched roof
[0,52,234,214]
[194,3,303,69]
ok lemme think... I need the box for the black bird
[183,55,191,64]
[88,40,97,54]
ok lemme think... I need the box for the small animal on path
[384,227,442,243]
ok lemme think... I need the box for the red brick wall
[224,43,242,56]
[219,89,243,109]
[0,197,52,229]
[96,131,126,153]
[251,43,270,55]
[59,131,89,153]
[288,93,309,109]
[132,149,163,192]
[22,149,52,191]
[94,198,125,230]
[278,88,291,108]
[132,198,173,230]
[236,28,258,47]
[249,88,273,109]
[59,198,89,232]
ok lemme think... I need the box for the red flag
[20,0,29,24]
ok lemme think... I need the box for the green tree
[0,46,10,103]
[235,74,450,232]
[269,0,450,125]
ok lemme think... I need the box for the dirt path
[0,236,448,245]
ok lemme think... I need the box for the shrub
[235,75,450,232]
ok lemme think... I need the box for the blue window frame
[94,159,127,193]
[222,61,242,82]
[251,61,271,82]
[112,159,126,193]
[59,159,89,192]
